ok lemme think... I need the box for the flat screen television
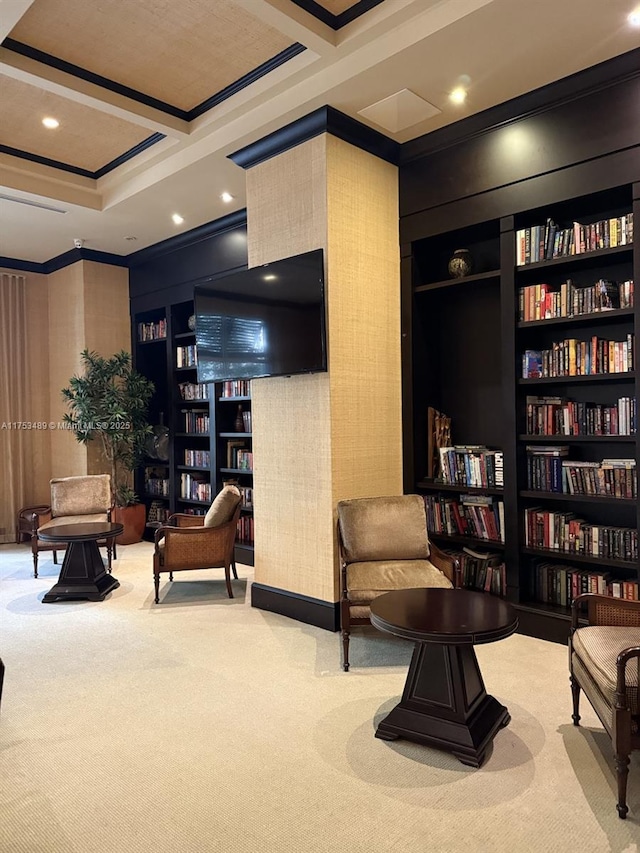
[194,248,327,383]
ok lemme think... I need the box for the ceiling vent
[358,89,441,133]
[0,193,67,214]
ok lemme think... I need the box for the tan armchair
[153,485,242,603]
[569,593,640,819]
[336,494,461,671]
[16,474,115,577]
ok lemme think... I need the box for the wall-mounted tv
[194,248,327,383]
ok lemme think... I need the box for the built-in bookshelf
[132,299,254,564]
[405,182,639,641]
[216,380,254,562]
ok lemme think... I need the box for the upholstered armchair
[16,474,115,577]
[153,485,242,603]
[569,593,640,819]
[336,494,461,671]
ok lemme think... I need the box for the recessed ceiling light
[172,213,184,225]
[449,87,467,105]
[263,274,276,281]
[220,192,234,203]
[42,117,59,129]
[628,8,640,26]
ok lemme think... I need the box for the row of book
[138,319,167,341]
[526,449,637,498]
[147,501,171,525]
[442,546,507,597]
[531,561,639,607]
[182,410,209,434]
[523,507,638,562]
[226,440,252,469]
[518,278,633,322]
[522,334,634,378]
[240,410,252,432]
[184,449,210,468]
[221,380,250,398]
[516,213,634,266]
[236,515,254,545]
[176,345,197,368]
[178,382,209,401]
[179,473,211,503]
[437,446,503,489]
[144,475,170,497]
[525,395,636,436]
[424,494,505,543]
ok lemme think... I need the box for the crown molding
[229,105,400,169]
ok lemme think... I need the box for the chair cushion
[50,475,111,517]
[338,495,429,562]
[204,485,241,528]
[572,626,640,716]
[346,558,451,604]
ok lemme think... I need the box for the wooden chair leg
[169,572,173,582]
[154,573,160,604]
[615,753,630,818]
[224,562,234,598]
[31,539,39,579]
[53,551,58,565]
[570,674,581,725]
[342,630,350,672]
[106,544,113,572]
[231,558,238,580]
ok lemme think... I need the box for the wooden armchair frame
[337,517,461,672]
[153,506,241,603]
[16,502,116,577]
[569,592,640,819]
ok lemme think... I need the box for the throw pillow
[204,485,241,528]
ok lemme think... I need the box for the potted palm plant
[61,349,155,544]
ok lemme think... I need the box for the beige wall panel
[47,262,87,477]
[23,271,52,503]
[247,137,334,601]
[326,136,403,506]
[246,135,401,603]
[82,262,131,476]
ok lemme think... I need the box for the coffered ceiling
[0,0,638,263]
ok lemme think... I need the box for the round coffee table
[370,587,518,767]
[38,522,123,603]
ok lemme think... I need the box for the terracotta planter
[113,503,146,545]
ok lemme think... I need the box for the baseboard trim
[251,583,339,631]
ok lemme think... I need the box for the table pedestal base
[375,641,510,768]
[42,540,120,603]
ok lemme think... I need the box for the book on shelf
[518,278,634,322]
[516,212,633,266]
[525,394,637,436]
[437,446,503,488]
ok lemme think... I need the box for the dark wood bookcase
[403,184,639,642]
[132,298,254,565]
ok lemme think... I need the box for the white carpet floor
[1,541,639,853]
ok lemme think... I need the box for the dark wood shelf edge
[518,307,634,328]
[414,269,501,293]
[428,532,505,550]
[519,490,637,504]
[220,468,253,474]
[515,243,633,272]
[521,547,638,571]
[520,434,636,442]
[417,480,503,495]
[519,372,635,384]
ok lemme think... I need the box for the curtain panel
[0,273,29,543]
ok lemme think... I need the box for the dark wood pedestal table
[370,588,518,767]
[38,522,122,603]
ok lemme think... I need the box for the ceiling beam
[0,47,190,139]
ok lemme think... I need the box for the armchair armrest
[429,540,462,588]
[167,513,206,528]
[616,647,640,707]
[571,593,640,631]
[16,505,52,536]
